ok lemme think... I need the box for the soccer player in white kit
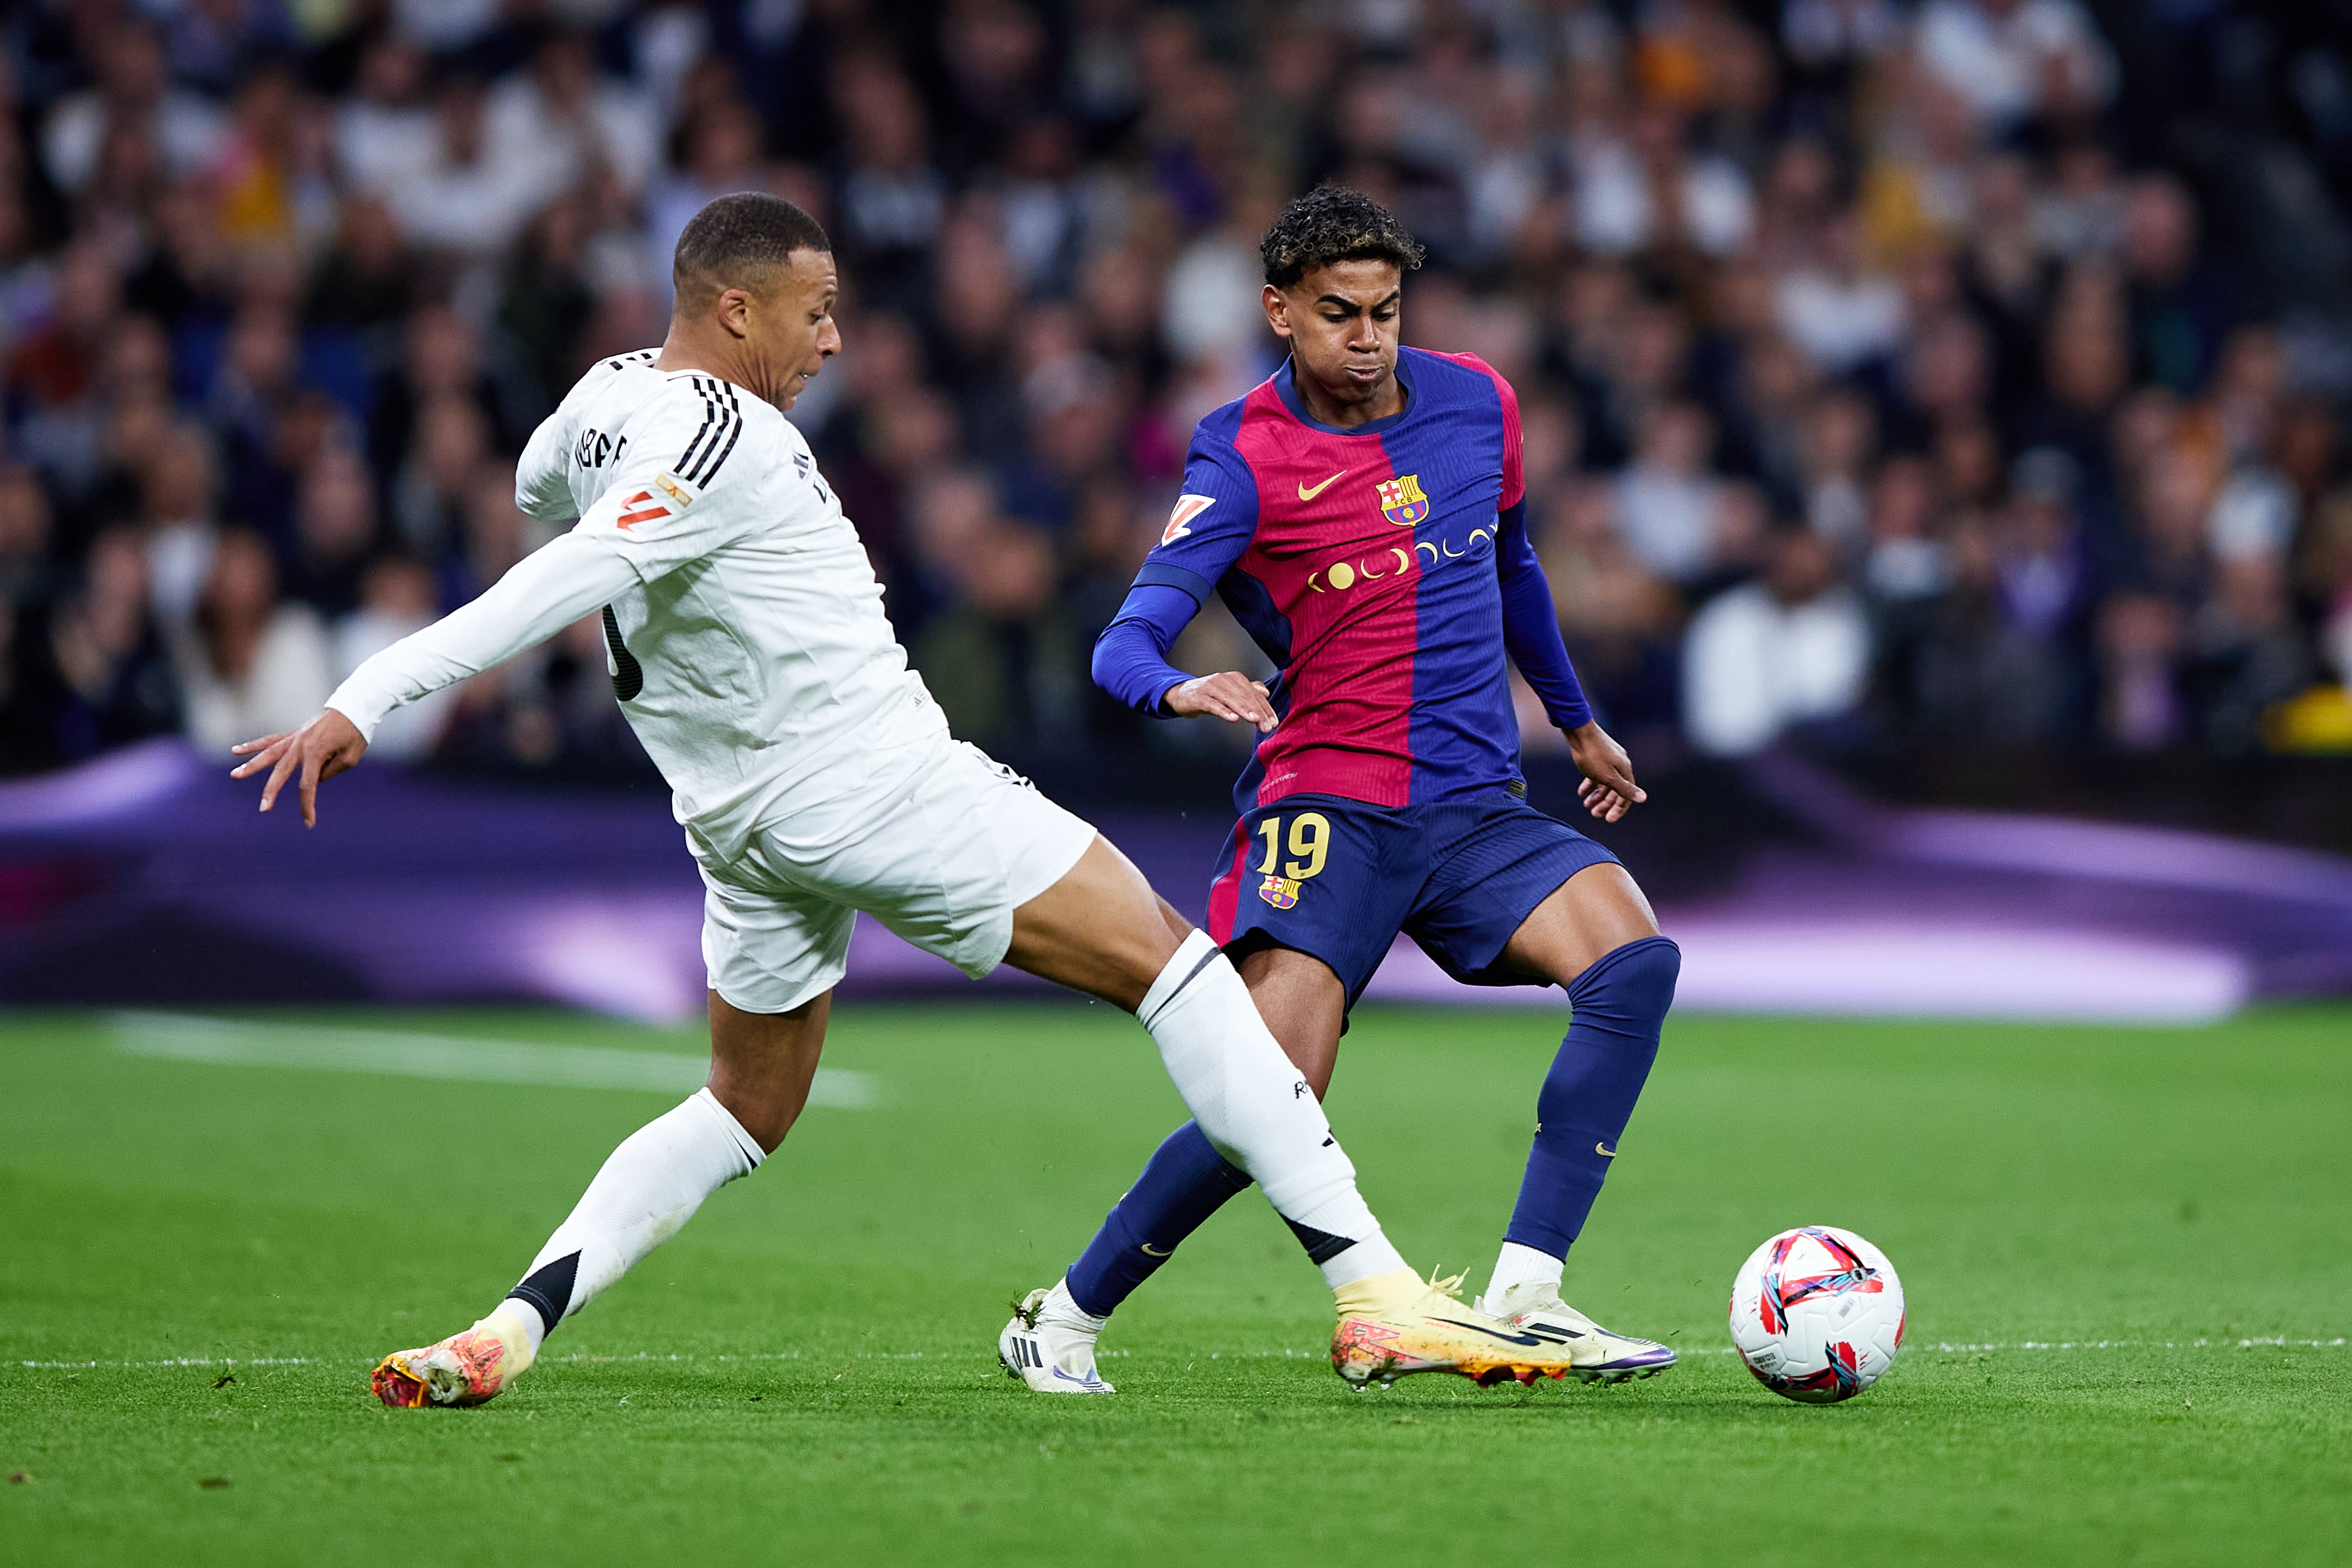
[231,195,1583,1405]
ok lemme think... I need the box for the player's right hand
[229,709,369,828]
[1163,672,1276,733]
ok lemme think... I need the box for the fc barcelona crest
[1377,474,1429,527]
[1259,874,1301,909]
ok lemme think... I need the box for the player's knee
[1570,935,1680,1022]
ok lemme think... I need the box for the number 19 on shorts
[1256,811,1330,881]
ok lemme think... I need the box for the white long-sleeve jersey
[326,350,949,860]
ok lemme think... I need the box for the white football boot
[998,1283,1115,1394]
[1473,1285,1676,1382]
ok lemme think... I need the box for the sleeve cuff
[1133,561,1215,603]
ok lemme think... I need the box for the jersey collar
[1270,351,1416,436]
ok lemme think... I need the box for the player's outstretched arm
[227,528,640,826]
[1566,720,1646,823]
[230,709,368,827]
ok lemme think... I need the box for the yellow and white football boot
[371,1302,538,1409]
[1332,1267,1604,1388]
[1475,1286,1676,1383]
[999,1285,1115,1394]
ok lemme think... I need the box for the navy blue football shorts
[1202,789,1619,1009]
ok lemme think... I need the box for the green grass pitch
[2,1000,2347,1565]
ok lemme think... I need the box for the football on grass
[1729,1226,1905,1403]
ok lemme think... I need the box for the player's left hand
[1565,720,1645,823]
[229,708,369,828]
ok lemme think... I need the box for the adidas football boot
[999,1286,1115,1394]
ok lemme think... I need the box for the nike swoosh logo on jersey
[1296,469,1349,501]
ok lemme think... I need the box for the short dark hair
[1260,186,1426,289]
[672,193,831,306]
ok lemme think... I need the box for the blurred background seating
[0,0,2346,848]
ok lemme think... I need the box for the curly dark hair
[673,193,831,305]
[1259,186,1427,289]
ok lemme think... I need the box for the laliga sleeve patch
[615,490,671,529]
[654,472,695,509]
[1162,493,1215,545]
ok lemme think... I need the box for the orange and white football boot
[1331,1267,1604,1389]
[371,1304,538,1408]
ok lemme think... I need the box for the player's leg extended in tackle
[1010,837,1681,1391]
[377,768,1469,1406]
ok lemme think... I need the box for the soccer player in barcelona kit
[232,194,1602,1408]
[999,188,1681,1392]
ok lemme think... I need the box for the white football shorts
[693,739,1097,1015]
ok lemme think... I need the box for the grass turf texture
[2,1003,2347,1565]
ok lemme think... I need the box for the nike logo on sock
[1596,1142,1617,1158]
[1140,1243,1172,1258]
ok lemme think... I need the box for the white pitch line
[16,1339,2345,1371]
[106,1012,876,1108]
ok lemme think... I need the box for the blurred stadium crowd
[2,0,2351,783]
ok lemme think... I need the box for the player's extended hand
[1163,671,1277,733]
[228,709,369,828]
[1565,719,1645,823]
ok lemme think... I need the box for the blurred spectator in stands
[333,554,452,763]
[2095,590,2183,751]
[47,526,181,763]
[0,464,55,608]
[171,527,329,756]
[1684,527,1869,756]
[390,394,488,598]
[913,516,1079,752]
[1913,0,2115,136]
[336,35,437,197]
[2120,174,2232,396]
[646,98,765,310]
[1616,401,1726,585]
[2186,557,2309,754]
[42,22,223,197]
[285,445,379,617]
[1541,478,1684,740]
[496,197,596,421]
[141,424,220,628]
[0,189,52,358]
[832,53,945,314]
[1775,215,1905,376]
[385,75,545,257]
[306,194,414,340]
[486,30,662,205]
[1796,385,1876,556]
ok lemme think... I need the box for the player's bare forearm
[229,709,369,828]
[1163,671,1277,733]
[1564,719,1645,823]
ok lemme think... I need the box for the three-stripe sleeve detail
[674,377,744,487]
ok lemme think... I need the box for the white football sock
[1137,931,1406,1290]
[1037,1278,1106,1335]
[504,1087,763,1336]
[1482,1241,1565,1315]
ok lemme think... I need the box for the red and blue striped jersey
[1121,347,1587,811]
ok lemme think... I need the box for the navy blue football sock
[1064,1120,1254,1319]
[1505,935,1679,1259]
